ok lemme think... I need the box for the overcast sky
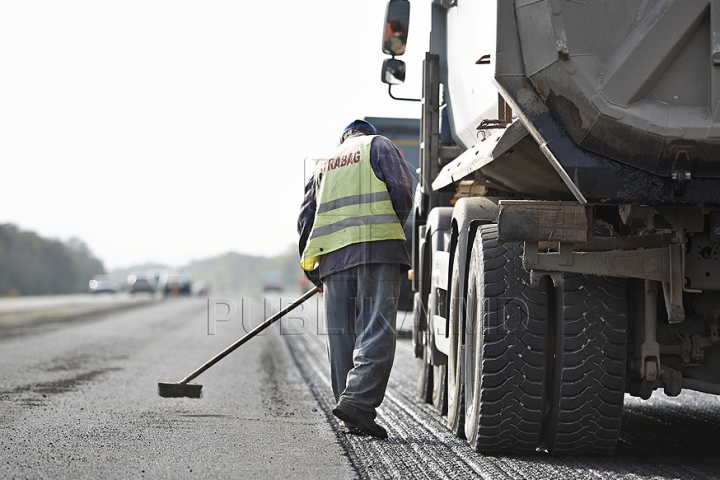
[0,1,429,269]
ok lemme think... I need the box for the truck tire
[417,314,434,404]
[412,292,425,359]
[415,238,434,404]
[432,363,448,414]
[544,274,627,456]
[464,224,548,454]
[427,285,448,414]
[447,246,465,438]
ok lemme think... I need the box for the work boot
[332,406,388,439]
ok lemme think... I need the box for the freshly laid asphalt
[0,293,355,479]
[4,293,720,479]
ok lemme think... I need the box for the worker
[298,119,413,438]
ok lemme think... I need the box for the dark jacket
[298,133,414,286]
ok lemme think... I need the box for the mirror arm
[387,84,421,102]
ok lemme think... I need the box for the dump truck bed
[442,0,720,205]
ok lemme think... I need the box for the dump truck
[379,0,720,455]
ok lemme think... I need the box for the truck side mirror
[381,58,406,85]
[382,0,410,56]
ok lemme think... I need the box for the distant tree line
[0,224,105,296]
[187,246,303,294]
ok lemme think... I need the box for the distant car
[192,281,211,296]
[127,274,155,294]
[88,275,118,294]
[261,272,284,292]
[158,273,192,295]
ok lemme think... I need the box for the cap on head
[342,119,377,137]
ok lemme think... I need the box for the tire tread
[545,273,627,456]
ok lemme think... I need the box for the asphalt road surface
[0,294,353,479]
[2,293,720,479]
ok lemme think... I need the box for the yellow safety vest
[301,135,406,271]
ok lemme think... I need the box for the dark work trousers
[322,263,401,419]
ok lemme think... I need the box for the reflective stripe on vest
[301,135,406,271]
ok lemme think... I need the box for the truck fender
[423,207,453,366]
[447,197,500,341]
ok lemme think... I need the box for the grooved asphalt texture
[285,303,720,479]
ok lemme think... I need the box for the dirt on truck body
[379,0,720,455]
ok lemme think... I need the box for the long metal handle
[180,286,321,384]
